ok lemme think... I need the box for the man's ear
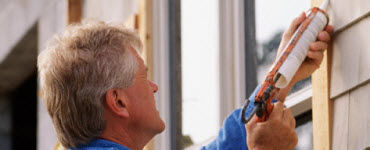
[105,89,130,118]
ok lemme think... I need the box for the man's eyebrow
[145,67,148,72]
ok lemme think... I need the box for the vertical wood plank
[332,94,349,150]
[124,14,139,30]
[348,83,370,150]
[138,0,154,150]
[67,0,82,24]
[138,0,153,81]
[311,0,333,150]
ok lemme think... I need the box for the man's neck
[99,122,153,150]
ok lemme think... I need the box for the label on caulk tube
[274,10,328,88]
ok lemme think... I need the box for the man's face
[123,48,165,134]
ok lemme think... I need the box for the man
[38,12,332,150]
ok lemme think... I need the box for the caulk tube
[273,9,328,88]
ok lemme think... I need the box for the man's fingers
[307,50,324,61]
[269,102,284,120]
[325,25,334,33]
[282,108,296,128]
[246,115,259,129]
[309,41,328,51]
[318,31,331,42]
[284,12,306,40]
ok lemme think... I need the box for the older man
[38,12,332,150]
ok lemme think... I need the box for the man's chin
[157,119,166,133]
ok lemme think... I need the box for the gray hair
[37,20,142,148]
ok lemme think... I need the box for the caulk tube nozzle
[320,0,329,11]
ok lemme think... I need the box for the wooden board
[138,0,153,81]
[311,0,333,150]
[330,17,370,98]
[332,93,349,150]
[67,0,81,24]
[330,24,360,98]
[356,18,370,84]
[328,0,370,30]
[348,83,370,150]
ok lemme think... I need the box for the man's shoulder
[70,139,131,150]
[71,147,120,150]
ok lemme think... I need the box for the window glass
[294,110,313,150]
[181,0,219,148]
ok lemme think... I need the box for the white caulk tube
[273,2,329,88]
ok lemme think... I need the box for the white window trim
[153,0,171,149]
[185,0,247,149]
[219,0,246,124]
[285,85,313,117]
[184,87,313,150]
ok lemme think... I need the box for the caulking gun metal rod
[320,0,329,10]
[273,73,281,84]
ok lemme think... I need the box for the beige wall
[329,0,370,149]
[82,0,137,22]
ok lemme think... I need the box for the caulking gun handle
[256,97,275,122]
[266,99,274,118]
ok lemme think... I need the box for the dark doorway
[0,22,38,150]
[10,72,37,150]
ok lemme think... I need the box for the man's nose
[149,81,159,93]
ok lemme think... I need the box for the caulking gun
[241,0,329,123]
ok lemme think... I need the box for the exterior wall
[0,0,47,63]
[332,83,370,150]
[329,0,370,149]
[0,0,65,150]
[329,0,370,98]
[82,0,137,22]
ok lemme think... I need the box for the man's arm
[246,12,333,150]
[202,12,332,150]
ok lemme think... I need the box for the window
[182,0,220,147]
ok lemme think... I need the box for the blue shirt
[73,85,273,150]
[71,138,130,150]
[200,85,261,150]
[201,85,278,150]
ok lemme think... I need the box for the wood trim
[124,14,139,30]
[138,0,154,150]
[219,0,249,125]
[138,0,153,81]
[285,86,312,117]
[67,0,82,24]
[152,0,171,149]
[311,1,333,150]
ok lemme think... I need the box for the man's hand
[245,102,298,150]
[275,12,334,101]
